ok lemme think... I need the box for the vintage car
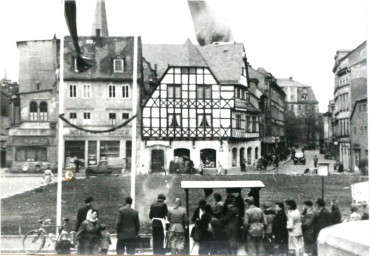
[293,152,306,165]
[85,158,126,177]
[20,160,57,173]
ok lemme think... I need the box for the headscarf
[86,209,98,222]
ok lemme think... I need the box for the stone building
[278,77,319,116]
[323,100,335,152]
[62,0,146,169]
[141,40,261,173]
[7,38,60,168]
[249,67,286,157]
[332,41,366,170]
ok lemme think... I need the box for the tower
[92,0,109,37]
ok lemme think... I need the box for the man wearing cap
[301,200,317,256]
[75,197,98,232]
[149,194,168,254]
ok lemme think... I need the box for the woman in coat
[76,209,101,254]
[272,202,288,256]
[220,197,240,255]
[285,200,305,256]
[197,205,213,255]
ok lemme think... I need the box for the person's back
[117,205,139,239]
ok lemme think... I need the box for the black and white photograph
[0,0,368,255]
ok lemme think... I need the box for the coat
[287,209,303,237]
[76,219,101,244]
[220,204,240,248]
[149,201,168,228]
[198,212,212,241]
[314,207,331,238]
[301,208,317,243]
[272,210,288,244]
[116,205,140,239]
[75,205,92,232]
[191,207,204,223]
[264,209,276,234]
[244,205,265,237]
[330,206,341,225]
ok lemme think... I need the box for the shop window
[16,147,47,161]
[200,148,216,168]
[88,141,97,166]
[30,101,38,121]
[122,84,130,98]
[39,102,48,121]
[100,141,120,160]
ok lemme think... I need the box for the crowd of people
[56,194,368,255]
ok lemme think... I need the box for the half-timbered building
[141,40,261,173]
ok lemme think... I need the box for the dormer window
[302,94,308,100]
[113,59,124,73]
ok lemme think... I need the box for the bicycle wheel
[23,230,46,254]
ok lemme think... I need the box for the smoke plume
[187,0,233,46]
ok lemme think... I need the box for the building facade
[141,41,261,173]
[350,99,367,173]
[7,38,60,168]
[249,67,286,156]
[332,41,367,170]
[323,100,335,152]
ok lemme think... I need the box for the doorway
[151,149,164,172]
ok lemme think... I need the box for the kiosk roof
[181,180,265,189]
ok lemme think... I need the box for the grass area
[1,174,367,235]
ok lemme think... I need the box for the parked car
[21,160,57,173]
[294,152,306,165]
[85,157,126,177]
[324,151,336,160]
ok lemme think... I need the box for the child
[99,224,112,255]
[55,232,74,254]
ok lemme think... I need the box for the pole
[130,35,138,208]
[321,176,325,200]
[185,188,190,254]
[56,0,65,230]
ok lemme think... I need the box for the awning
[181,180,265,189]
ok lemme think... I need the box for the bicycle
[23,216,75,254]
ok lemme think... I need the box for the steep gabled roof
[277,78,318,104]
[143,40,246,84]
[277,78,309,88]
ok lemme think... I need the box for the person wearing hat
[314,199,331,240]
[149,194,168,254]
[301,200,317,256]
[75,197,98,232]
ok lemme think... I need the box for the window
[252,116,257,132]
[290,95,294,100]
[36,81,40,90]
[167,84,181,99]
[70,112,77,124]
[109,113,116,125]
[39,102,48,121]
[30,102,38,121]
[361,126,364,135]
[236,115,241,129]
[122,113,129,119]
[15,147,47,161]
[83,112,91,119]
[168,114,181,127]
[365,126,368,135]
[109,84,116,98]
[298,105,301,110]
[113,59,124,73]
[291,105,294,111]
[197,85,212,99]
[69,84,77,98]
[82,84,91,98]
[197,113,211,128]
[354,127,357,135]
[122,84,130,98]
[246,116,251,132]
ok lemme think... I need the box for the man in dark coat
[75,197,97,232]
[302,200,317,255]
[220,197,240,255]
[314,198,332,239]
[116,197,140,255]
[149,194,168,255]
[330,199,342,225]
[272,202,288,255]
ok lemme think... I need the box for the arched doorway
[151,149,164,172]
[240,147,245,171]
[232,148,237,167]
[255,147,259,160]
[174,148,190,159]
[247,147,252,165]
[200,148,216,168]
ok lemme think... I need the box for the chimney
[289,76,293,80]
[92,0,109,37]
[154,64,158,76]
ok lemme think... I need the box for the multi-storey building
[63,0,145,168]
[332,41,366,170]
[278,77,319,116]
[7,38,60,168]
[141,40,261,172]
[249,67,286,156]
[323,100,335,152]
[1,78,19,167]
[351,99,367,172]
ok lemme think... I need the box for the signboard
[317,162,329,176]
[351,181,369,205]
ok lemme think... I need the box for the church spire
[92,0,109,37]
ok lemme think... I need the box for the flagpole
[131,35,138,208]
[56,0,65,229]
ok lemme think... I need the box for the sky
[0,0,367,112]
